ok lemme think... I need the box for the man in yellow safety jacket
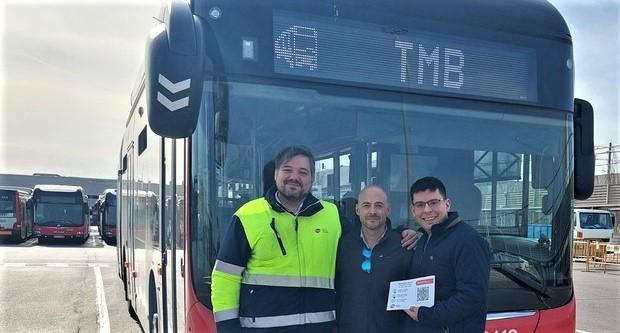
[211,145,344,332]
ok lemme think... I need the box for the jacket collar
[420,212,461,236]
[264,186,324,217]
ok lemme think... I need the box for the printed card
[386,275,435,311]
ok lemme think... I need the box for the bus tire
[11,231,23,243]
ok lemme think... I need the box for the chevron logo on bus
[157,74,191,112]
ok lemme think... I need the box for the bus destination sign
[273,12,537,102]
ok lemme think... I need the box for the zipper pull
[270,218,287,256]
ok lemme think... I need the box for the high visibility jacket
[212,187,342,332]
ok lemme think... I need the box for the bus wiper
[492,263,550,299]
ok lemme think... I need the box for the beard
[277,181,309,203]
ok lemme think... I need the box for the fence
[573,239,620,272]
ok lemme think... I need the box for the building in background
[0,173,115,207]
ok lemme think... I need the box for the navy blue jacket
[404,212,491,333]
[336,218,412,333]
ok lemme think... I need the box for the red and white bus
[32,185,90,243]
[0,186,33,242]
[117,1,595,332]
[98,189,117,243]
[91,199,101,227]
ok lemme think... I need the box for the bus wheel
[11,232,22,243]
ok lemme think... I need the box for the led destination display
[273,12,537,102]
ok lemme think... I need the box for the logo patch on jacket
[314,228,328,234]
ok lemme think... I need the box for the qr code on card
[417,286,430,302]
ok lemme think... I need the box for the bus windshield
[34,203,83,227]
[105,205,117,226]
[0,191,16,218]
[191,80,573,312]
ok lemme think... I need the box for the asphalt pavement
[573,261,620,333]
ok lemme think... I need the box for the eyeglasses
[412,198,444,211]
[361,246,372,273]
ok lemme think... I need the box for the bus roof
[33,184,84,194]
[102,188,116,195]
[0,186,33,194]
[193,0,571,42]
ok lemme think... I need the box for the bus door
[164,139,186,332]
[127,145,137,303]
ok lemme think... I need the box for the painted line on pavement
[0,263,109,267]
[2,263,26,267]
[94,266,111,333]
[48,263,69,267]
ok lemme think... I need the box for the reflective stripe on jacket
[212,189,341,331]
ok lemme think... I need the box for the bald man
[335,185,412,333]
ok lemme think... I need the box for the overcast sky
[0,0,618,179]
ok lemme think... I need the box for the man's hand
[401,229,420,250]
[404,306,419,321]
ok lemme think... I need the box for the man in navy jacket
[404,176,491,333]
[336,185,412,333]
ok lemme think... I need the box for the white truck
[574,209,615,241]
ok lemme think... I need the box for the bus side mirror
[573,98,594,200]
[146,0,204,138]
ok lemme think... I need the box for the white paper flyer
[386,275,435,311]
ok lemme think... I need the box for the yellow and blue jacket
[211,187,343,332]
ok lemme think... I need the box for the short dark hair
[410,176,447,202]
[274,145,315,177]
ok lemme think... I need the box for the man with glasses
[336,185,412,333]
[404,176,491,333]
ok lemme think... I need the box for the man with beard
[211,146,345,332]
[335,185,412,333]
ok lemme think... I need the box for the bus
[99,189,117,243]
[32,185,90,243]
[0,186,33,242]
[117,1,595,332]
[574,209,615,242]
[91,199,102,228]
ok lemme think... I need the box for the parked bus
[117,1,595,332]
[0,186,33,242]
[32,185,90,243]
[99,189,117,243]
[574,209,615,242]
[91,199,102,228]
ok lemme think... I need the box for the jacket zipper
[270,218,287,255]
